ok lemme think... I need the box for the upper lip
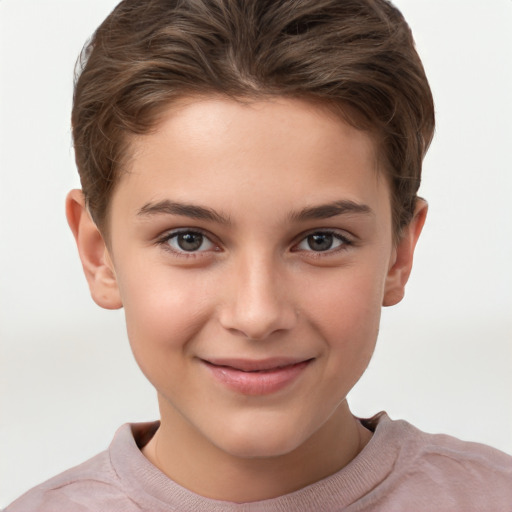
[201,357,313,372]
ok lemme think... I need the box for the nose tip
[218,263,297,341]
[222,307,295,341]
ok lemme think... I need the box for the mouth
[200,357,314,395]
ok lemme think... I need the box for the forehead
[111,96,391,225]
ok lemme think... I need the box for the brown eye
[177,232,203,251]
[306,233,334,251]
[294,231,350,253]
[166,231,215,253]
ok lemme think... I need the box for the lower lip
[203,360,312,396]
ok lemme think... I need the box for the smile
[200,357,314,395]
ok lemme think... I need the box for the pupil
[178,232,203,251]
[308,233,333,251]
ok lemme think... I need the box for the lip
[200,357,314,395]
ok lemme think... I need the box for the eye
[163,230,216,253]
[294,231,351,252]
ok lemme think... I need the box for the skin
[67,96,426,503]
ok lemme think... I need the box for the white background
[1,0,511,507]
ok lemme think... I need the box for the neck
[142,398,372,503]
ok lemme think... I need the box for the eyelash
[292,230,353,255]
[156,228,354,257]
[156,228,218,258]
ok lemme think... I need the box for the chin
[211,417,308,459]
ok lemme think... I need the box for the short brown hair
[72,0,435,235]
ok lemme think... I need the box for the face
[101,96,401,458]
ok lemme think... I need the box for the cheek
[116,262,214,365]
[303,266,384,334]
[301,267,385,377]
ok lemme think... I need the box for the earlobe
[65,189,122,310]
[382,199,428,307]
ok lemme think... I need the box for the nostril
[219,307,298,341]
[217,263,298,339]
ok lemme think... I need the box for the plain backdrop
[1,0,511,507]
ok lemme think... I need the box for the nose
[218,254,298,340]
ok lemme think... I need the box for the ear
[383,199,428,307]
[66,189,122,310]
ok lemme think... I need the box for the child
[5,0,511,510]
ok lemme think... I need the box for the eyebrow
[289,200,373,222]
[137,200,231,224]
[137,198,372,225]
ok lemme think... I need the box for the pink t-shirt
[5,412,512,511]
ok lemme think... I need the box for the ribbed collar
[109,412,411,511]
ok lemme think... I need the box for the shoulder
[389,416,512,477]
[366,413,512,510]
[4,424,147,512]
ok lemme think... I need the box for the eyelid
[291,228,354,253]
[154,227,354,257]
[156,227,220,255]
